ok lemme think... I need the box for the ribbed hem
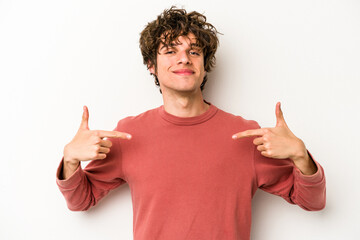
[56,157,84,190]
[294,151,325,185]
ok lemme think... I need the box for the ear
[149,65,155,75]
[147,62,156,75]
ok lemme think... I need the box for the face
[149,33,206,95]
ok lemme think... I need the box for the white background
[1,0,359,239]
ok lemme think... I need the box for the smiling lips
[173,69,194,75]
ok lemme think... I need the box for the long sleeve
[254,146,326,211]
[56,136,126,211]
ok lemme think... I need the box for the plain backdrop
[1,0,359,239]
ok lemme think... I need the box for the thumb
[275,102,287,127]
[79,105,90,130]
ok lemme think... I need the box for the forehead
[158,32,199,49]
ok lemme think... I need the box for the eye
[190,51,200,56]
[165,51,175,54]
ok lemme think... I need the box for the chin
[160,79,202,94]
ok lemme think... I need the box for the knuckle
[92,136,101,144]
[105,140,112,147]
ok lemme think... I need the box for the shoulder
[215,106,261,131]
[114,106,161,131]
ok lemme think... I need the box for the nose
[177,51,192,65]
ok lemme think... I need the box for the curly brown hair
[139,6,220,93]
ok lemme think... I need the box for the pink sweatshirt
[56,104,326,240]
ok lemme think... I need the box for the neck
[162,90,209,117]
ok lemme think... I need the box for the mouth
[172,69,195,76]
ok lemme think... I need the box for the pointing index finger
[96,130,132,139]
[232,128,266,139]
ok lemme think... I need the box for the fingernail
[232,135,237,139]
[127,134,132,139]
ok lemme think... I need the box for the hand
[63,106,132,167]
[232,102,309,164]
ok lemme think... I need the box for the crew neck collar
[158,101,218,126]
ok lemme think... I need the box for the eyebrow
[159,43,201,51]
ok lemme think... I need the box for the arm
[56,137,127,211]
[254,147,326,211]
[56,106,131,211]
[233,102,326,210]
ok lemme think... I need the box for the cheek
[198,58,205,72]
[157,58,173,71]
[199,63,206,75]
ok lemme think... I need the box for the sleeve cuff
[294,151,325,185]
[56,157,84,190]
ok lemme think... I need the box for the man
[56,7,326,240]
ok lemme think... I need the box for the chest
[121,127,255,198]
